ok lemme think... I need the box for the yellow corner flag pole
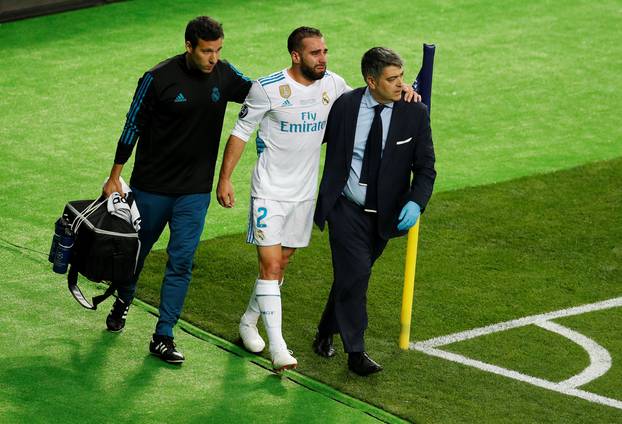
[399,219,420,350]
[399,42,435,349]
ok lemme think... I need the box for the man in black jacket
[313,47,436,375]
[102,16,252,363]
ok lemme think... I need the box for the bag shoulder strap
[67,266,116,310]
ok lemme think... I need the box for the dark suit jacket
[314,87,436,240]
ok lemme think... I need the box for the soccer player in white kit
[217,27,418,371]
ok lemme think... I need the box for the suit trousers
[318,196,388,353]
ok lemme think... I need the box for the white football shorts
[246,197,315,248]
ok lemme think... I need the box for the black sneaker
[149,335,185,364]
[106,298,130,332]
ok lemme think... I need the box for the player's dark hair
[287,26,323,53]
[185,16,224,47]
[361,47,403,82]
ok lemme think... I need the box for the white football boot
[271,349,298,372]
[239,317,265,353]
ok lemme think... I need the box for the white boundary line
[414,297,622,348]
[411,297,622,410]
[536,320,611,388]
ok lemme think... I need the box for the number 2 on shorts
[256,207,267,228]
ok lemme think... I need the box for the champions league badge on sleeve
[239,104,248,118]
[211,87,221,102]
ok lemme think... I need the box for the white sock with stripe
[255,279,287,353]
[241,279,261,326]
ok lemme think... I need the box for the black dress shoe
[348,352,383,376]
[312,332,336,358]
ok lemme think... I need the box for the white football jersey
[231,69,349,201]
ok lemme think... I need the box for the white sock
[255,279,287,353]
[241,279,261,326]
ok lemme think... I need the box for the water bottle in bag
[48,214,69,263]
[52,217,74,274]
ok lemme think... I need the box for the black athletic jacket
[114,54,252,194]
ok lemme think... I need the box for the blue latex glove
[397,201,421,231]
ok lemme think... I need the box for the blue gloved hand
[397,201,421,231]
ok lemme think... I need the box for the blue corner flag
[413,44,436,113]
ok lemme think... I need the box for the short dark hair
[287,26,323,53]
[361,47,403,81]
[185,16,224,47]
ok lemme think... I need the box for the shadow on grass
[1,328,321,422]
[0,331,166,422]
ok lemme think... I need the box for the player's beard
[300,60,325,81]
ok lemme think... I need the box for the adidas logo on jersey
[281,99,293,107]
[174,92,187,103]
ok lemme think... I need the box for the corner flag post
[400,219,421,349]
[399,44,435,350]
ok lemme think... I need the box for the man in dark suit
[313,47,436,376]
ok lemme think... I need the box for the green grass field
[138,158,622,423]
[0,253,390,423]
[1,0,621,422]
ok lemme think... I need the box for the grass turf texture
[1,0,621,422]
[0,253,387,424]
[138,158,622,423]
[1,0,621,250]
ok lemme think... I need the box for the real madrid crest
[211,86,220,102]
[322,91,330,105]
[279,84,291,99]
